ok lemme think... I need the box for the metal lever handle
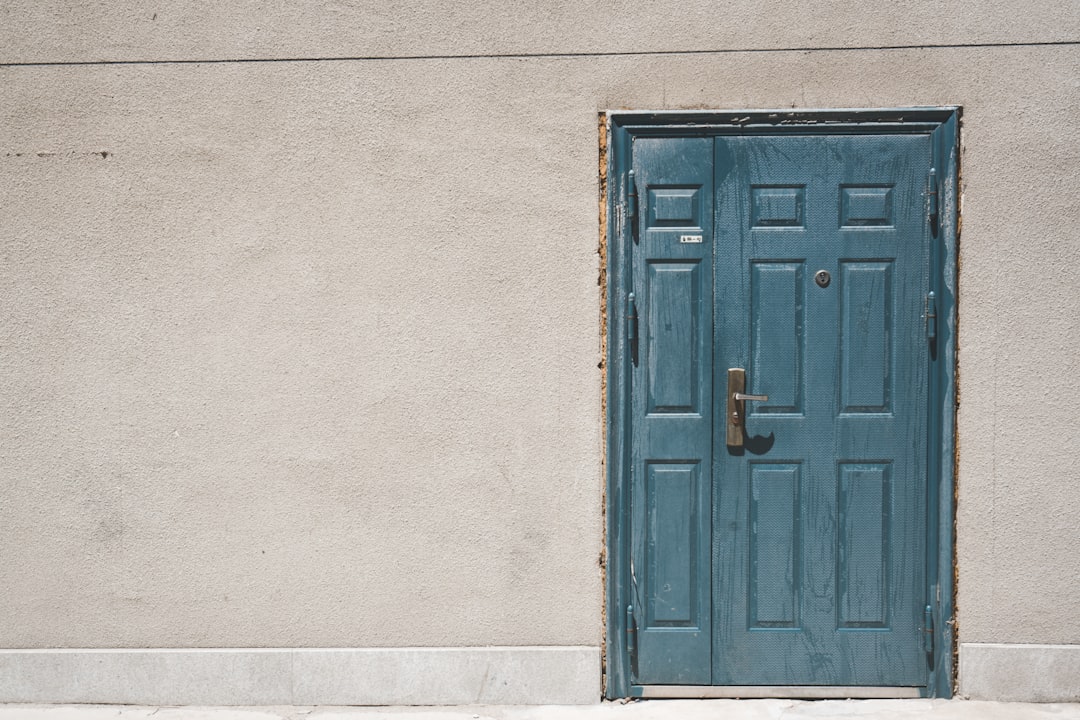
[727,368,768,448]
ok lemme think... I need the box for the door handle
[726,368,768,448]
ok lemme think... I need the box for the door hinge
[927,167,939,235]
[627,170,639,243]
[925,291,937,342]
[627,293,639,364]
[923,604,935,657]
[626,604,637,658]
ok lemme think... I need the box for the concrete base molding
[0,646,601,705]
[960,643,1080,702]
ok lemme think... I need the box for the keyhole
[815,270,831,288]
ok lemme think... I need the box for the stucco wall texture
[1,3,1079,651]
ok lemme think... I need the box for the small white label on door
[680,235,703,244]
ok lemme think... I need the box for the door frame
[604,108,960,699]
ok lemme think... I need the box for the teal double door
[622,130,936,690]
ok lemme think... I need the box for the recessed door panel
[838,462,891,628]
[748,463,801,628]
[645,462,701,627]
[646,261,702,415]
[840,261,893,414]
[750,262,805,414]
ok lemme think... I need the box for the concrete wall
[1,57,603,651]
[1,0,1079,704]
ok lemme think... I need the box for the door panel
[839,261,893,413]
[713,134,929,686]
[628,131,931,688]
[646,262,702,413]
[749,262,804,414]
[630,137,714,685]
[747,462,800,628]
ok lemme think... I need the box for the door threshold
[633,685,922,699]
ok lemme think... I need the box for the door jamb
[603,108,960,699]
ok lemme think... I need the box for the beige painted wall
[1,1,1075,62]
[1,3,1079,650]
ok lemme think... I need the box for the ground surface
[2,701,1080,720]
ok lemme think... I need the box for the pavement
[2,701,1080,720]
